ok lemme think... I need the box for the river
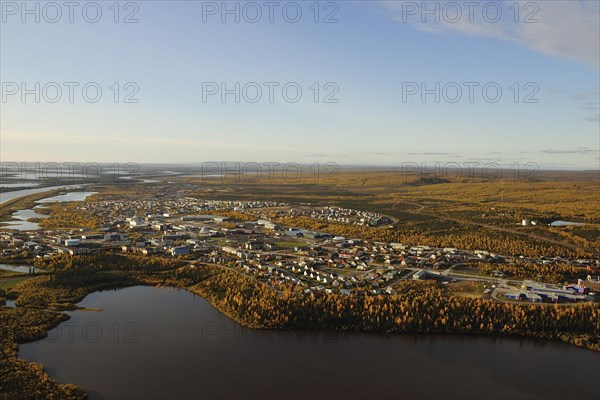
[36,191,97,203]
[550,220,585,227]
[0,185,87,205]
[1,190,96,230]
[0,208,49,231]
[16,286,600,400]
[0,264,45,273]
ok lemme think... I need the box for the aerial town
[3,1,600,397]
[2,195,599,304]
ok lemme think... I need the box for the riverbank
[0,184,87,205]
[0,190,63,225]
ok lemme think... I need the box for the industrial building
[578,279,600,292]
[412,269,427,280]
[505,291,542,302]
[522,280,586,302]
[170,246,190,256]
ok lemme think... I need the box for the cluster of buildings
[1,194,598,300]
[504,280,594,303]
[265,206,392,226]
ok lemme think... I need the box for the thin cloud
[570,88,600,102]
[569,87,600,123]
[304,153,330,158]
[584,113,600,123]
[379,1,600,69]
[407,152,454,156]
[540,148,598,155]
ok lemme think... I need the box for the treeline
[2,260,598,400]
[473,262,587,284]
[33,253,184,273]
[12,254,185,309]
[170,265,600,351]
[13,272,138,310]
[272,215,592,259]
[0,307,86,400]
[38,204,102,230]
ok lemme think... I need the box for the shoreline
[2,271,600,399]
[4,265,600,349]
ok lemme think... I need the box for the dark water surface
[18,286,600,400]
[0,264,45,273]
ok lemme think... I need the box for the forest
[1,252,598,399]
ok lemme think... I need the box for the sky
[1,0,599,169]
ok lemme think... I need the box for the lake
[0,185,86,205]
[1,189,94,231]
[0,183,41,188]
[118,176,160,183]
[550,220,585,227]
[1,208,49,231]
[36,191,97,203]
[0,264,45,273]
[18,286,600,400]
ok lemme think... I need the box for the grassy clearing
[0,269,27,278]
[0,277,29,290]
[209,237,235,246]
[445,281,486,298]
[275,241,309,249]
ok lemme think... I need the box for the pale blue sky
[1,1,599,169]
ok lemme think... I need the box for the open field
[0,269,25,277]
[170,169,599,258]
[0,277,29,290]
[443,281,487,298]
